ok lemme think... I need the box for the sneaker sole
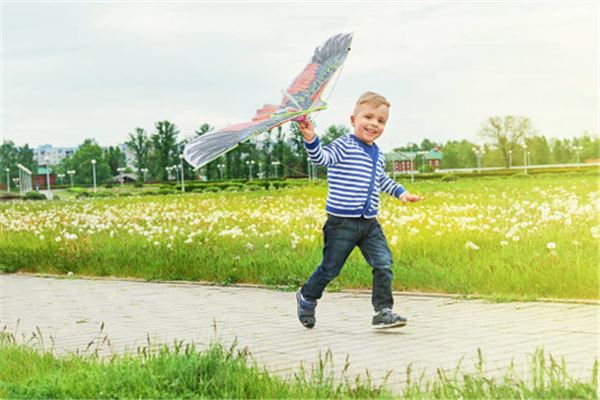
[372,321,407,329]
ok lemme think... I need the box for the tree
[104,146,126,175]
[126,128,150,179]
[321,125,350,145]
[0,141,19,189]
[70,139,111,185]
[17,144,36,175]
[479,116,535,168]
[150,121,180,181]
[439,140,478,169]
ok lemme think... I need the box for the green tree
[150,121,180,181]
[70,139,111,185]
[439,140,477,169]
[126,128,151,179]
[0,141,19,190]
[321,125,350,145]
[104,146,126,176]
[479,116,535,168]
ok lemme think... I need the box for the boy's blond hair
[354,92,390,113]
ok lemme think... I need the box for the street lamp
[217,164,225,180]
[527,151,531,169]
[245,160,255,180]
[523,144,528,174]
[271,161,281,179]
[165,166,171,181]
[57,173,65,185]
[140,168,148,183]
[91,159,97,192]
[573,145,583,165]
[67,170,76,188]
[473,147,484,172]
[179,154,185,193]
[44,156,52,194]
[5,168,9,192]
[508,150,513,169]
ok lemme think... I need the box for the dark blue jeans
[301,214,394,311]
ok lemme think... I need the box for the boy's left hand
[400,193,422,203]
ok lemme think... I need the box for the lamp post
[179,154,185,193]
[91,159,97,192]
[57,173,65,185]
[217,164,225,180]
[67,170,76,188]
[508,150,513,169]
[12,177,19,190]
[5,168,9,192]
[473,147,484,172]
[271,161,280,178]
[246,160,255,180]
[140,168,148,183]
[573,145,583,165]
[165,166,171,181]
[44,156,51,194]
[527,151,531,169]
[523,144,528,174]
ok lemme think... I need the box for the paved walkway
[1,274,598,391]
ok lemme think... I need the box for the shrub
[104,183,113,189]
[204,186,221,193]
[441,174,460,182]
[0,193,22,201]
[24,191,47,201]
[243,184,261,191]
[158,188,177,195]
[75,191,92,198]
[223,187,240,192]
[134,182,143,188]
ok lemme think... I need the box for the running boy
[296,91,421,329]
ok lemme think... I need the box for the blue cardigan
[304,134,406,218]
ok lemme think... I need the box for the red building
[35,166,55,188]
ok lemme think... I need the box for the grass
[0,330,596,399]
[0,173,598,300]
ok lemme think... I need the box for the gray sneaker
[372,308,407,329]
[296,290,317,328]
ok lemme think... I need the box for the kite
[183,32,353,169]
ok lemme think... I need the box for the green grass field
[0,332,596,399]
[0,174,597,300]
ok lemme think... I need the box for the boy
[296,91,421,329]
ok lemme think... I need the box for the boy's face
[350,103,389,145]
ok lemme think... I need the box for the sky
[1,1,598,153]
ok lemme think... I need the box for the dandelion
[264,243,270,249]
[390,235,398,246]
[184,238,193,244]
[500,240,508,246]
[153,241,160,246]
[546,242,556,250]
[55,236,62,242]
[245,242,254,250]
[511,236,520,242]
[465,241,480,251]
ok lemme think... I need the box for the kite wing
[184,32,353,169]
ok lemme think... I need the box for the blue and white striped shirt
[304,134,407,218]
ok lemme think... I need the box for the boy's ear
[350,114,356,127]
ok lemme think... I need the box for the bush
[0,193,22,201]
[223,186,240,192]
[510,172,532,179]
[243,184,261,191]
[441,174,460,182]
[158,188,177,195]
[203,186,221,193]
[75,191,92,198]
[104,183,113,189]
[134,182,144,188]
[140,190,161,196]
[24,191,47,201]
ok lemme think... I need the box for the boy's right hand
[400,193,422,203]
[297,119,316,142]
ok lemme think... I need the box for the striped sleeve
[379,172,407,198]
[304,136,347,167]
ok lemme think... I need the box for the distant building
[385,146,443,173]
[34,144,75,165]
[34,166,55,188]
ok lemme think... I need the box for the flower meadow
[1,174,598,299]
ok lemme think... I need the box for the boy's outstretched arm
[380,173,423,203]
[297,119,345,167]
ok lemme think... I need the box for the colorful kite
[183,32,353,169]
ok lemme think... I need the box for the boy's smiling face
[350,103,389,145]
